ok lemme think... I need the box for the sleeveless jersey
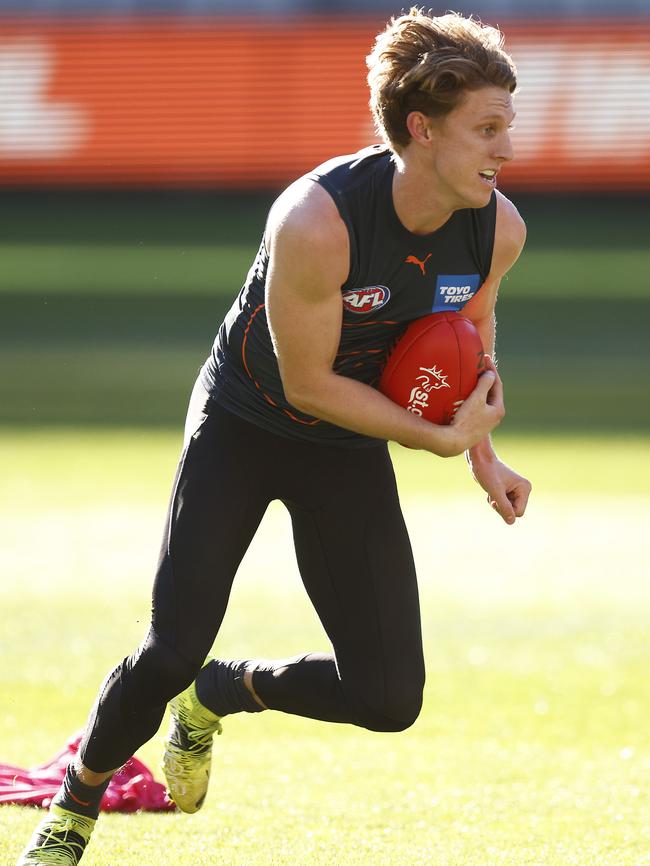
[200,145,497,446]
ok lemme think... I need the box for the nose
[496,129,514,163]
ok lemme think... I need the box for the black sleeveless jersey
[200,145,497,446]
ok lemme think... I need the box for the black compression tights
[80,383,425,773]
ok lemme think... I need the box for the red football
[379,311,486,425]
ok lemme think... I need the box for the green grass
[1,191,648,299]
[1,193,648,432]
[1,430,650,864]
[2,294,648,430]
[0,243,252,295]
[1,243,648,299]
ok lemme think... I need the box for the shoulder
[267,145,390,251]
[265,178,350,291]
[492,190,527,277]
[268,179,348,255]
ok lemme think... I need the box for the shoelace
[25,848,80,866]
[29,815,92,865]
[173,695,222,753]
[186,722,221,752]
[166,728,215,773]
[43,815,93,846]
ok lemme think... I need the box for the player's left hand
[468,455,532,525]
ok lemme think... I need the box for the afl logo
[342,285,391,314]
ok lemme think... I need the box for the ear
[405,111,435,147]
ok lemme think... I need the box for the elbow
[277,357,336,417]
[282,369,337,418]
[282,377,321,416]
[285,391,313,415]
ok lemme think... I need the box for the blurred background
[0,0,648,431]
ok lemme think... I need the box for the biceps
[266,272,343,392]
[464,275,499,323]
[463,279,498,353]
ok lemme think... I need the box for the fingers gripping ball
[379,312,486,425]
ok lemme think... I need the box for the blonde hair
[367,8,517,151]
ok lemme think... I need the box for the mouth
[478,169,498,187]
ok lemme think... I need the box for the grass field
[1,430,650,865]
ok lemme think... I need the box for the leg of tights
[80,397,269,772]
[252,444,425,733]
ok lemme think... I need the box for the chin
[465,186,493,209]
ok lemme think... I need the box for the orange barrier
[0,18,648,190]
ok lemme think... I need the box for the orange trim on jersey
[241,301,265,388]
[282,407,321,426]
[336,347,385,357]
[342,320,399,328]
[240,302,321,427]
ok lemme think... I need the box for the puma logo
[405,253,432,276]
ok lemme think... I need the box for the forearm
[287,370,461,456]
[467,313,498,464]
[474,312,496,360]
[467,435,497,467]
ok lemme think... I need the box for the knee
[352,680,424,733]
[124,626,201,706]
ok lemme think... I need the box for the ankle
[75,761,114,787]
[54,763,111,820]
[243,669,268,710]
[195,659,265,717]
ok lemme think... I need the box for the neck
[391,153,455,236]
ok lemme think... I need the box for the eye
[482,125,496,136]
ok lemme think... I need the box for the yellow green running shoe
[17,804,96,865]
[162,674,222,813]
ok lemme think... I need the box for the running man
[18,8,531,863]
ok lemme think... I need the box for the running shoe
[162,676,222,813]
[17,803,96,865]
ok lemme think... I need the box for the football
[379,311,486,425]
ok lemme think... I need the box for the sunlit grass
[1,242,649,300]
[2,431,650,865]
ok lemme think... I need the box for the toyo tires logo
[342,285,390,314]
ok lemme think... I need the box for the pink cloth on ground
[0,732,175,812]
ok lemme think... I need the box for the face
[420,86,515,209]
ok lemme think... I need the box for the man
[19,8,531,863]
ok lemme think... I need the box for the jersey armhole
[481,191,498,278]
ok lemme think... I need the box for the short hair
[366,8,517,151]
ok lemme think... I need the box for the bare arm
[265,179,504,458]
[461,190,533,522]
[463,190,526,432]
